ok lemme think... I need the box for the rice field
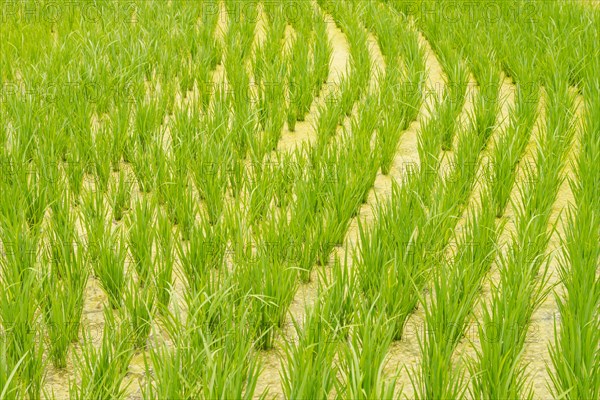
[0,1,599,399]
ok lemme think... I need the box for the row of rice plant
[471,58,577,399]
[548,61,600,400]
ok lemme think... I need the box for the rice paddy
[0,1,598,399]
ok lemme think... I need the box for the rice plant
[154,209,175,313]
[280,299,338,399]
[120,279,155,349]
[471,64,576,399]
[110,170,132,222]
[69,310,134,400]
[40,239,88,368]
[127,197,156,287]
[144,287,261,399]
[337,302,396,400]
[93,228,128,309]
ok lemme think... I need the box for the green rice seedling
[142,333,190,399]
[191,145,227,226]
[145,287,261,399]
[177,220,227,294]
[69,309,134,400]
[69,121,96,179]
[178,56,195,95]
[226,154,245,200]
[337,302,396,400]
[133,99,162,153]
[47,189,77,275]
[127,198,156,287]
[34,152,61,202]
[377,70,408,175]
[548,78,600,400]
[436,46,469,151]
[173,175,197,242]
[312,10,332,95]
[80,189,107,263]
[109,104,130,170]
[0,337,26,399]
[19,169,49,233]
[254,209,299,268]
[291,226,318,282]
[92,126,113,194]
[319,255,356,338]
[315,94,344,151]
[110,170,132,222]
[471,66,501,148]
[41,235,88,369]
[4,98,35,163]
[255,42,287,136]
[361,0,394,58]
[130,148,157,194]
[414,193,499,399]
[149,142,170,203]
[287,31,314,127]
[120,279,155,349]
[470,249,551,400]
[235,250,298,349]
[416,114,444,201]
[195,310,262,399]
[65,153,86,203]
[40,274,81,369]
[158,78,176,117]
[0,217,40,292]
[281,299,339,399]
[337,75,360,119]
[356,122,486,343]
[444,125,484,206]
[0,283,44,400]
[0,221,44,399]
[271,153,302,209]
[343,11,371,105]
[154,210,174,313]
[286,87,299,133]
[488,129,522,218]
[371,242,426,342]
[246,164,275,226]
[549,209,600,400]
[93,229,128,309]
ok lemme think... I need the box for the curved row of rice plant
[548,60,600,400]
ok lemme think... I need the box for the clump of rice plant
[110,170,132,222]
[92,228,128,309]
[127,198,156,287]
[281,299,339,399]
[69,310,134,400]
[120,279,155,349]
[144,288,261,399]
[154,209,174,313]
[337,302,396,400]
[41,234,88,368]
